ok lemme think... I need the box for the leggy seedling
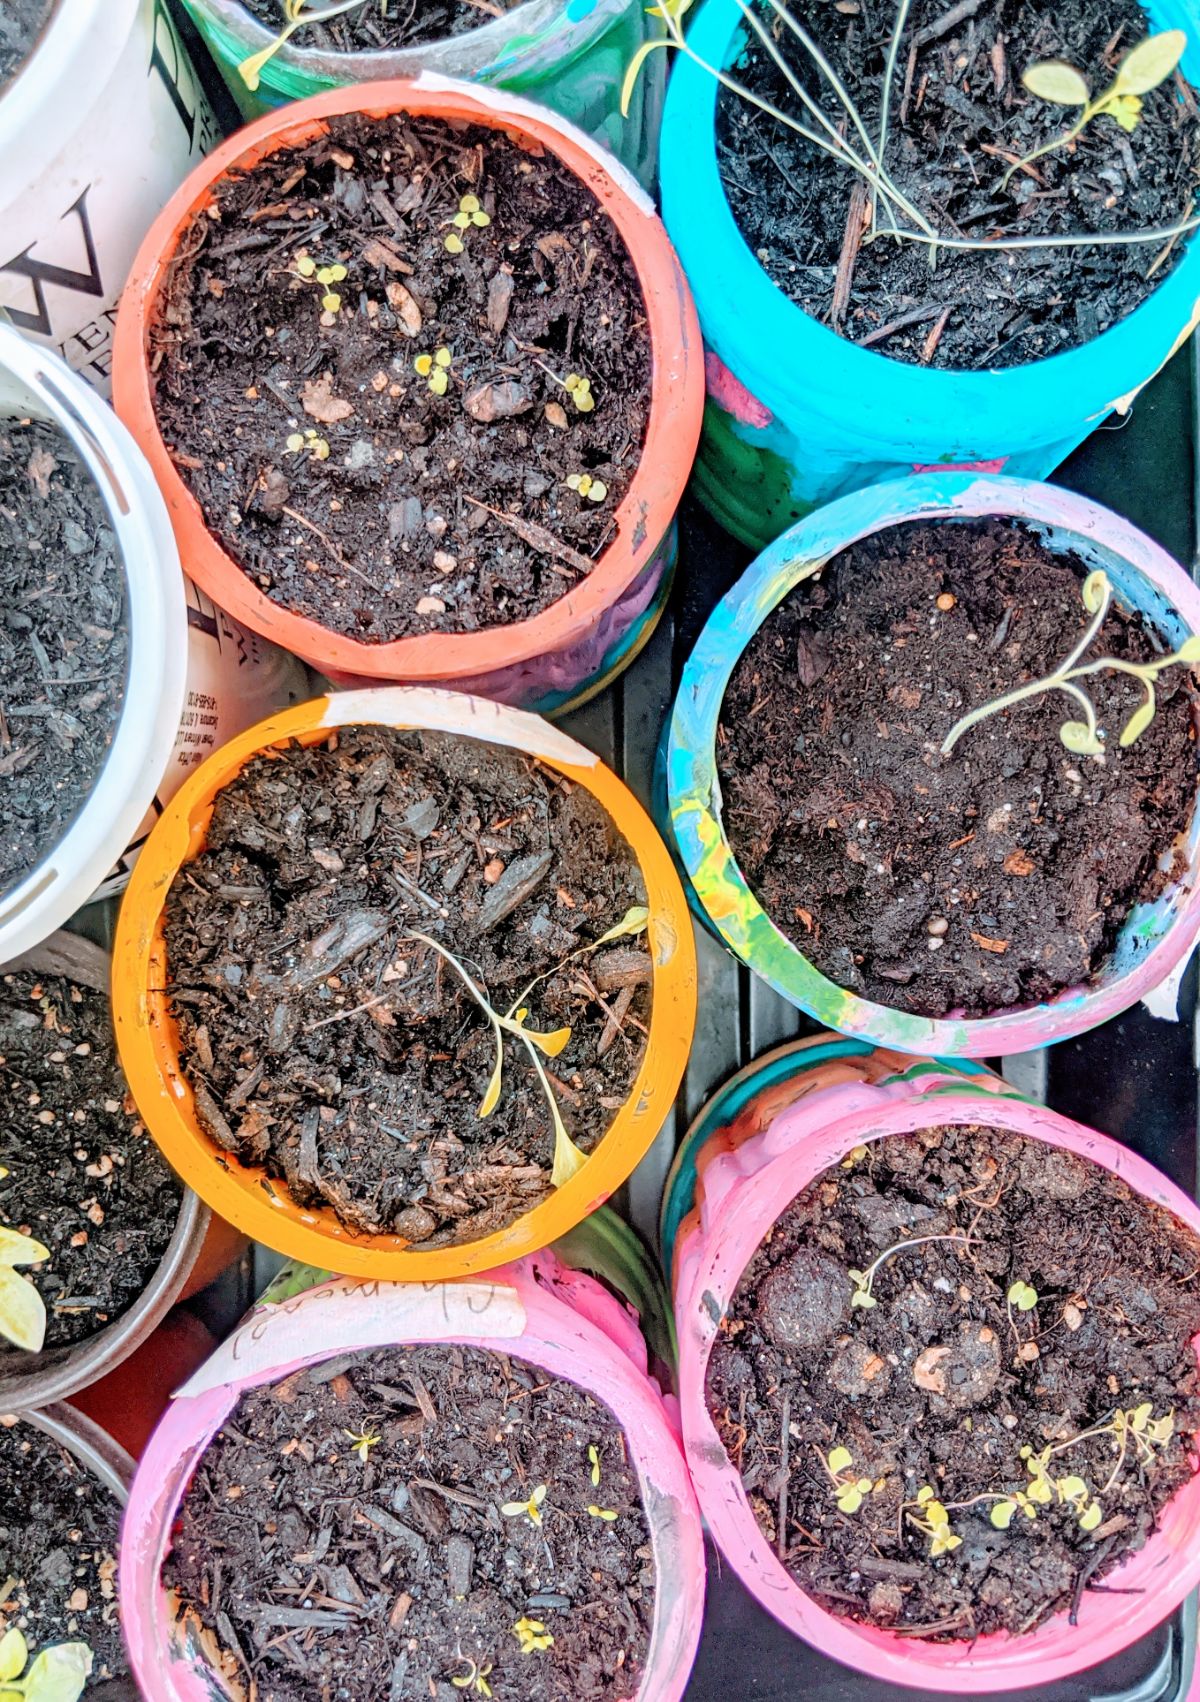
[942,569,1200,760]
[848,1229,973,1309]
[238,0,383,91]
[818,1445,879,1514]
[0,1628,92,1702]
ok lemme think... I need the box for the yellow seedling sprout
[563,373,595,413]
[820,1445,877,1515]
[588,1443,601,1486]
[452,194,492,232]
[587,1505,619,1521]
[908,1485,962,1556]
[415,347,453,396]
[0,1626,93,1702]
[450,1659,493,1696]
[848,1229,973,1309]
[0,1226,50,1354]
[511,1619,554,1655]
[567,473,608,503]
[343,1427,380,1463]
[1007,1280,1039,1313]
[501,1484,547,1527]
[285,428,330,461]
[237,0,370,91]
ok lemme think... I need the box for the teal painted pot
[182,0,665,186]
[659,0,1200,550]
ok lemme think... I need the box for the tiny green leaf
[1119,696,1156,747]
[1057,1474,1088,1501]
[0,1227,49,1267]
[990,1500,1017,1529]
[1079,1500,1103,1532]
[1176,634,1200,662]
[1109,92,1145,131]
[22,1643,93,1702]
[847,1270,866,1286]
[850,1290,877,1310]
[916,1486,934,1505]
[1112,29,1187,96]
[835,1485,864,1514]
[0,1631,26,1686]
[1060,720,1103,756]
[1130,1402,1153,1433]
[1022,60,1092,105]
[0,1266,46,1353]
[1007,1280,1038,1312]
[827,1446,853,1474]
[1026,1476,1054,1506]
[1081,570,1110,614]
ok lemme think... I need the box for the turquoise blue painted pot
[182,0,665,186]
[664,472,1200,1057]
[659,0,1200,550]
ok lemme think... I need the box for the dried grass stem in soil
[151,115,651,640]
[163,728,650,1247]
[717,518,1198,1019]
[706,1123,1200,1638]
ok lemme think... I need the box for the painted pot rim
[118,1259,705,1702]
[24,1399,135,1501]
[665,472,1200,1056]
[0,931,212,1411]
[674,1061,1200,1691]
[111,686,698,1278]
[111,73,703,683]
[660,0,1200,439]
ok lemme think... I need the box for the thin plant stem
[756,0,881,165]
[877,0,912,171]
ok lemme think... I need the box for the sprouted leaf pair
[821,1445,878,1515]
[0,1221,49,1355]
[848,1230,972,1310]
[0,1628,92,1702]
[237,0,383,90]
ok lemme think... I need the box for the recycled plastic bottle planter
[119,1252,705,1701]
[665,1038,1200,1691]
[0,931,235,1413]
[112,79,703,717]
[181,0,666,186]
[659,0,1200,551]
[665,473,1200,1057]
[112,687,697,1278]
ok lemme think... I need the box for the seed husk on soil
[163,727,650,1247]
[706,1122,1200,1638]
[165,1343,655,1702]
[718,0,1200,368]
[0,970,182,1354]
[0,420,128,899]
[0,0,53,89]
[717,518,1198,1019]
[0,1420,127,1686]
[151,113,651,641]
[238,0,521,52]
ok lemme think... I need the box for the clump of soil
[707,1122,1200,1639]
[0,969,182,1353]
[717,518,1197,1019]
[238,0,521,51]
[165,1342,655,1701]
[0,0,53,90]
[0,421,128,898]
[163,727,650,1247]
[718,0,1200,368]
[151,114,651,641]
[0,1420,127,1687]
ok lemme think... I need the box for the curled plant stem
[849,1230,972,1307]
[237,0,371,91]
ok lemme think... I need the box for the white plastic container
[0,0,219,397]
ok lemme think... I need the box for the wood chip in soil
[151,114,651,641]
[718,0,1200,368]
[164,1343,654,1701]
[238,0,520,51]
[707,1123,1200,1638]
[0,970,182,1354]
[163,727,650,1247]
[717,518,1198,1019]
[0,421,127,899]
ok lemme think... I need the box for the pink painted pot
[671,1040,1200,1692]
[120,1252,705,1700]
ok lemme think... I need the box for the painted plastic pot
[182,0,665,186]
[0,0,217,397]
[668,1037,1200,1691]
[112,78,703,717]
[120,1252,705,1700]
[112,686,697,1278]
[659,0,1200,551]
[0,931,232,1412]
[665,472,1200,1057]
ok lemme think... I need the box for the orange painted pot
[112,78,703,716]
[111,686,697,1278]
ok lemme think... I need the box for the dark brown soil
[0,970,182,1353]
[0,0,53,89]
[717,519,1198,1019]
[163,727,650,1246]
[0,421,127,898]
[164,1343,655,1701]
[0,1419,128,1690]
[706,1122,1200,1639]
[238,0,520,51]
[151,115,651,641]
[718,0,1200,369]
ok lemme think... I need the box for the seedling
[0,1223,50,1355]
[450,1660,493,1696]
[1007,1280,1039,1312]
[848,1230,973,1310]
[567,473,608,503]
[588,1443,602,1486]
[414,347,453,397]
[906,1485,962,1556]
[511,1618,555,1654]
[1009,32,1188,185]
[237,0,380,91]
[292,252,348,314]
[0,1628,92,1702]
[819,1445,877,1514]
[285,428,331,461]
[942,570,1200,760]
[501,1484,548,1527]
[343,1426,380,1463]
[587,1504,619,1521]
[563,373,595,413]
[446,194,492,253]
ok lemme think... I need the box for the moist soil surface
[152,114,651,641]
[163,727,650,1247]
[0,421,127,899]
[717,518,1198,1020]
[706,1122,1200,1639]
[718,0,1200,368]
[165,1342,655,1701]
[239,0,521,51]
[0,970,182,1354]
[0,1420,128,1691]
[0,0,52,90]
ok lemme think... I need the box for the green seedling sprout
[1007,32,1188,186]
[0,1212,50,1355]
[450,1659,493,1696]
[942,570,1200,761]
[238,0,381,90]
[1007,1281,1039,1312]
[587,1504,619,1521]
[588,1443,602,1486]
[501,1484,548,1527]
[819,1445,878,1514]
[511,1618,554,1655]
[848,1229,972,1310]
[343,1426,380,1463]
[0,1628,92,1702]
[905,1485,963,1556]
